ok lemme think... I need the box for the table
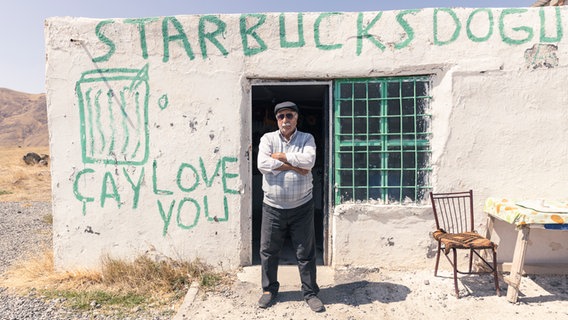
[483,198,568,303]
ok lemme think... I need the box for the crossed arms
[257,133,316,177]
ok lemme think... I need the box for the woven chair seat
[433,229,496,254]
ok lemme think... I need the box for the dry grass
[1,247,228,314]
[0,146,51,202]
[1,247,101,292]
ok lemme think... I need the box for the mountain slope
[0,88,48,147]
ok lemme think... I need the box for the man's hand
[272,152,310,175]
[276,163,311,175]
[293,167,310,175]
[270,152,287,162]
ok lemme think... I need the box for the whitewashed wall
[45,7,568,271]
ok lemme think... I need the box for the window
[334,76,432,204]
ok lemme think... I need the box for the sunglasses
[276,113,295,120]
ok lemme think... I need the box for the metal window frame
[333,76,432,204]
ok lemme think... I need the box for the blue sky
[1,0,534,94]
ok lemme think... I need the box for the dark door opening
[251,82,330,265]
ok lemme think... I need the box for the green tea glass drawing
[76,65,150,165]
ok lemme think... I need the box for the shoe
[258,291,277,308]
[306,296,325,312]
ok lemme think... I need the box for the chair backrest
[430,190,475,234]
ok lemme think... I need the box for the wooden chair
[430,190,500,298]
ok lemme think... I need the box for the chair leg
[492,248,500,296]
[468,248,474,273]
[434,241,441,276]
[452,248,460,298]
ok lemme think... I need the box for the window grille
[333,77,432,204]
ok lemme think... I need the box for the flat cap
[274,101,299,115]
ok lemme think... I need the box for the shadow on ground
[271,281,411,306]
[451,273,568,303]
[517,274,568,303]
[451,273,504,298]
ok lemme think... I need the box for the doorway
[251,81,331,266]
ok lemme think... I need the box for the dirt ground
[176,265,568,320]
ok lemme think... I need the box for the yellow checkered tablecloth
[484,198,568,227]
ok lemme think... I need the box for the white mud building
[45,7,568,271]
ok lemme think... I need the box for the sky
[1,0,535,94]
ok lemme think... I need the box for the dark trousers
[260,199,319,299]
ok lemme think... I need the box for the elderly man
[256,101,324,312]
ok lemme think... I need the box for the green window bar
[333,77,432,204]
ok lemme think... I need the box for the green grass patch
[200,273,222,287]
[41,289,148,311]
[0,190,13,195]
[42,213,53,225]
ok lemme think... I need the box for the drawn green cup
[76,65,149,165]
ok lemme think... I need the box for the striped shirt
[257,129,316,209]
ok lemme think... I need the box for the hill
[0,88,48,147]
